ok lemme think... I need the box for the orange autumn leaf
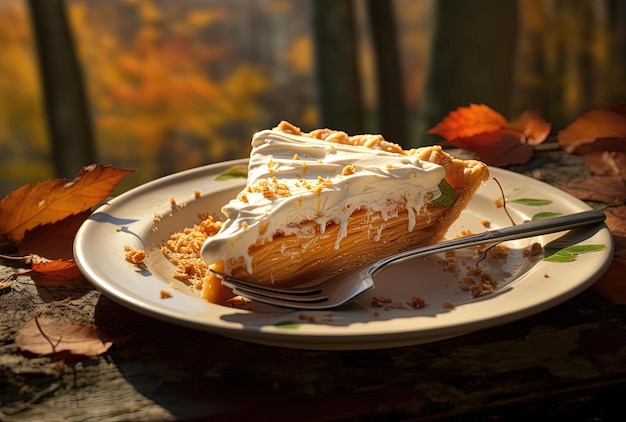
[31,256,83,278]
[428,103,508,140]
[507,111,552,146]
[560,176,626,206]
[427,104,551,167]
[19,211,92,260]
[15,316,112,357]
[558,106,626,153]
[0,164,133,243]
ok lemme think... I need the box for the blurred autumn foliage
[0,0,625,196]
[0,0,434,196]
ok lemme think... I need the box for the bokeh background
[1,0,625,196]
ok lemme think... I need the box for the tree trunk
[512,0,626,129]
[28,0,96,178]
[366,0,407,146]
[418,0,519,146]
[312,0,363,134]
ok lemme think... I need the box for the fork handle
[369,209,606,277]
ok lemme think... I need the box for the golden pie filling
[191,121,489,304]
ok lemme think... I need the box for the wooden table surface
[2,149,625,421]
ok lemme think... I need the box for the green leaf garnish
[274,321,300,329]
[543,244,607,263]
[510,198,553,206]
[431,179,458,208]
[531,212,562,221]
[215,165,248,181]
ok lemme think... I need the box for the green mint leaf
[510,198,553,206]
[215,166,248,181]
[543,244,607,263]
[531,212,562,221]
[431,179,458,208]
[274,321,300,329]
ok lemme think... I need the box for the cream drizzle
[201,129,446,275]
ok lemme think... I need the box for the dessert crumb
[443,299,455,309]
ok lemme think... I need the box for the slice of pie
[200,121,489,302]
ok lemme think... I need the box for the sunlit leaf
[544,244,607,262]
[427,104,550,166]
[215,165,248,181]
[0,165,133,243]
[274,321,300,330]
[31,257,82,278]
[431,179,458,208]
[19,211,92,260]
[428,103,507,140]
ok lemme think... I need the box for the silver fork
[211,209,606,309]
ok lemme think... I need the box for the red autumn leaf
[572,137,626,155]
[0,164,133,243]
[15,316,112,357]
[557,106,626,153]
[446,132,535,167]
[427,104,550,166]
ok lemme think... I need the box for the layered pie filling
[197,121,489,303]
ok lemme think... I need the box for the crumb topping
[293,176,333,195]
[160,215,223,289]
[246,177,291,198]
[342,164,356,176]
[267,158,279,173]
[124,245,146,265]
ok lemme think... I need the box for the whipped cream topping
[201,129,447,274]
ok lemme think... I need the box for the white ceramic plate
[74,160,613,350]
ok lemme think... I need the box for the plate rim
[74,161,614,350]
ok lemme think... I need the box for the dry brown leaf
[573,137,626,155]
[579,151,626,177]
[593,259,626,304]
[557,106,626,153]
[592,206,626,303]
[605,206,626,250]
[15,316,112,357]
[0,164,133,243]
[560,176,626,206]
